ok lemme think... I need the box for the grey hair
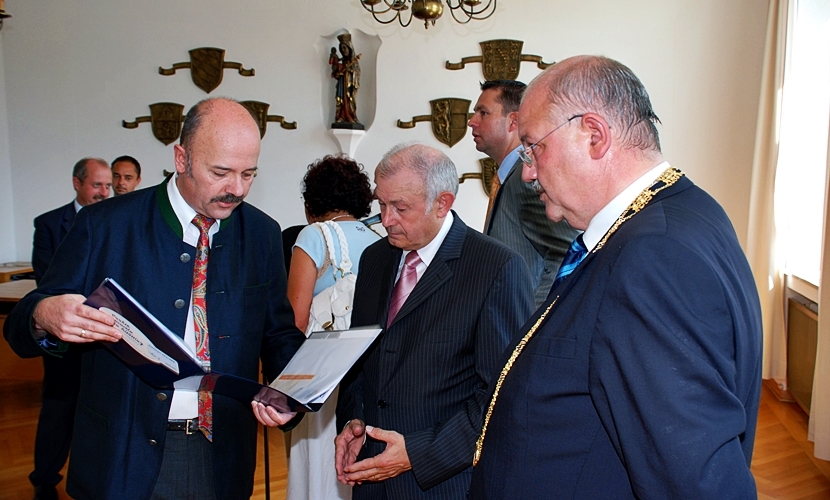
[376,142,458,211]
[528,55,662,152]
[72,157,109,182]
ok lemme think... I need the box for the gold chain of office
[473,166,685,467]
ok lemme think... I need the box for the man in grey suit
[335,143,534,499]
[469,80,578,306]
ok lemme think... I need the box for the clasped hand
[334,419,411,485]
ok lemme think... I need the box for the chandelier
[360,0,496,29]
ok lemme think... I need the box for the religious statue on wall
[330,31,364,130]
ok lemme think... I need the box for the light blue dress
[287,220,380,500]
[293,221,380,296]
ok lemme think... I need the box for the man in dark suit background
[469,56,763,498]
[335,143,534,499]
[32,157,111,281]
[469,80,578,306]
[28,157,111,500]
[5,98,305,500]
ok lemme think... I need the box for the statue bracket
[329,128,366,158]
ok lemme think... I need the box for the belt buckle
[185,418,198,435]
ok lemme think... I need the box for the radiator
[787,298,818,414]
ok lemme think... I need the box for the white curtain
[747,0,789,384]
[750,0,830,460]
[811,116,830,460]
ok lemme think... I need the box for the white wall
[0,31,15,263]
[0,0,768,260]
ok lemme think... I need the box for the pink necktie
[387,251,421,327]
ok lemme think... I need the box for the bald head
[518,55,665,230]
[173,98,261,220]
[526,55,662,153]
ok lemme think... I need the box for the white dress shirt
[166,175,220,420]
[581,161,670,252]
[394,211,455,284]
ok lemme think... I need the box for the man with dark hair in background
[26,157,111,500]
[469,80,578,306]
[111,155,142,196]
[5,98,305,500]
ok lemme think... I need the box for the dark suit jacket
[4,181,305,500]
[32,201,77,282]
[470,176,763,499]
[484,158,579,306]
[337,214,534,499]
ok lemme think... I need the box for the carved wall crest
[397,97,471,147]
[446,39,554,80]
[159,47,255,94]
[459,158,499,196]
[122,103,185,146]
[240,100,298,138]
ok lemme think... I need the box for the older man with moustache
[5,98,304,500]
[469,56,762,499]
[335,143,534,499]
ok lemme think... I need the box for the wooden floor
[1,380,829,499]
[0,379,289,500]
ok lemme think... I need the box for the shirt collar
[73,200,83,213]
[497,146,522,183]
[402,210,454,267]
[167,173,199,232]
[166,174,219,239]
[582,161,670,252]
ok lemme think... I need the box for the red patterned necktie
[387,251,421,328]
[192,214,215,440]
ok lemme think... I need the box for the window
[774,0,830,286]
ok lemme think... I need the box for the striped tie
[552,234,587,290]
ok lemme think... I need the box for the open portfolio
[84,278,381,413]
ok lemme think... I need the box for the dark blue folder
[84,278,317,412]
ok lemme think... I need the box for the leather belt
[167,418,199,435]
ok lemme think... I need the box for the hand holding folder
[84,278,381,412]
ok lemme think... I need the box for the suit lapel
[60,203,77,236]
[387,215,465,328]
[375,243,401,329]
[554,174,693,298]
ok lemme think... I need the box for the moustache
[529,180,544,195]
[211,194,245,204]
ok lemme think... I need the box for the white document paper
[270,327,382,405]
[101,306,181,375]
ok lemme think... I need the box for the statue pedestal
[330,128,366,158]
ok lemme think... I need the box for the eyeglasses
[518,114,584,165]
